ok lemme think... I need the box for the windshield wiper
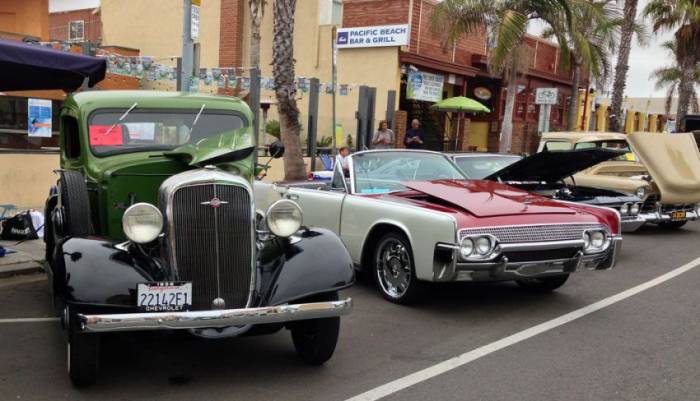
[184,104,206,142]
[103,102,138,136]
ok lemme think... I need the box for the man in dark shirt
[404,119,425,149]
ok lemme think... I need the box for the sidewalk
[0,239,45,278]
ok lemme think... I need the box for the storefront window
[0,96,61,152]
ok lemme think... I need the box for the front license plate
[137,282,192,312]
[671,211,687,221]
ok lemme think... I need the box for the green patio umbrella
[431,96,490,151]
[430,96,491,113]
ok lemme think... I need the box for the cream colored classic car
[538,132,700,229]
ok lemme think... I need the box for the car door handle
[285,193,299,200]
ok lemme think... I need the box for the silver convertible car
[255,150,622,304]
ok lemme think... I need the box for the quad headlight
[265,199,303,237]
[630,203,640,215]
[583,229,610,254]
[122,203,163,244]
[460,235,497,260]
[619,203,629,215]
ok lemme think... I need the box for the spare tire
[59,171,91,237]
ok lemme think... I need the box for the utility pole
[180,0,194,91]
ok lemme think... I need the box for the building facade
[49,7,101,42]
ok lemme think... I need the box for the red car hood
[401,179,576,217]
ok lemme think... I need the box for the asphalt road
[0,223,699,401]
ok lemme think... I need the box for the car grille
[459,223,604,244]
[170,183,253,311]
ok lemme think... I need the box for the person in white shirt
[336,146,351,173]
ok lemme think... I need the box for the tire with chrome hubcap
[516,274,569,292]
[373,232,424,304]
[66,307,100,386]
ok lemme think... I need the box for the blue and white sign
[27,98,52,138]
[337,24,409,49]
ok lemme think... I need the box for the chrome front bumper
[435,237,622,282]
[621,216,646,232]
[78,298,353,333]
[639,210,698,224]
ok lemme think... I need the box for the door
[284,164,347,234]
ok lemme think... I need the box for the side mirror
[270,141,285,158]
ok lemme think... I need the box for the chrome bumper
[639,210,698,224]
[620,216,646,232]
[78,298,353,333]
[435,237,622,282]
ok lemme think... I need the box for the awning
[0,39,106,91]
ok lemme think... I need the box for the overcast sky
[49,0,678,98]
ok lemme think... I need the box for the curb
[0,261,45,279]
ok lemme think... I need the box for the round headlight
[475,236,492,255]
[590,231,606,248]
[635,187,646,199]
[630,203,640,215]
[265,199,302,237]
[460,238,474,259]
[619,203,629,215]
[122,203,163,244]
[583,232,591,249]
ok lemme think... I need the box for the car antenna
[103,102,137,136]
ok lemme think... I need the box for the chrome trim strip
[78,298,353,333]
[499,239,585,252]
[159,169,257,309]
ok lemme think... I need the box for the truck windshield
[88,109,246,156]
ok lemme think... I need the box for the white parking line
[0,317,59,324]
[345,255,700,401]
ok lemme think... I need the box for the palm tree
[650,40,700,114]
[543,0,624,130]
[643,0,700,125]
[609,0,640,132]
[272,0,306,180]
[431,0,573,153]
[249,0,267,69]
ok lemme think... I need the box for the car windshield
[88,109,246,155]
[573,140,637,161]
[352,151,466,194]
[454,155,522,179]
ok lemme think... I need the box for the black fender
[257,227,354,306]
[52,237,159,309]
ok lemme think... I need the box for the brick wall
[343,0,410,28]
[49,8,101,42]
[219,0,244,67]
[96,74,141,90]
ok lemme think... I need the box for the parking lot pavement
[0,223,698,401]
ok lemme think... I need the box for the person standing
[404,119,425,149]
[371,120,395,149]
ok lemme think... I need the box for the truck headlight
[122,203,163,244]
[583,229,610,254]
[265,199,302,237]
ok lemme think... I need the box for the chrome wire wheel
[375,237,413,300]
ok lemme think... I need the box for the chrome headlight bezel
[265,199,303,238]
[619,203,630,215]
[459,234,499,261]
[630,203,640,215]
[582,229,611,254]
[122,202,163,244]
[635,187,646,199]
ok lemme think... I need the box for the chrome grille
[459,223,604,244]
[171,183,253,310]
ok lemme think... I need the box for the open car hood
[485,148,625,183]
[164,128,254,166]
[402,180,576,217]
[627,132,700,204]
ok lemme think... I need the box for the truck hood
[485,148,625,183]
[402,180,576,217]
[164,127,255,166]
[627,132,700,204]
